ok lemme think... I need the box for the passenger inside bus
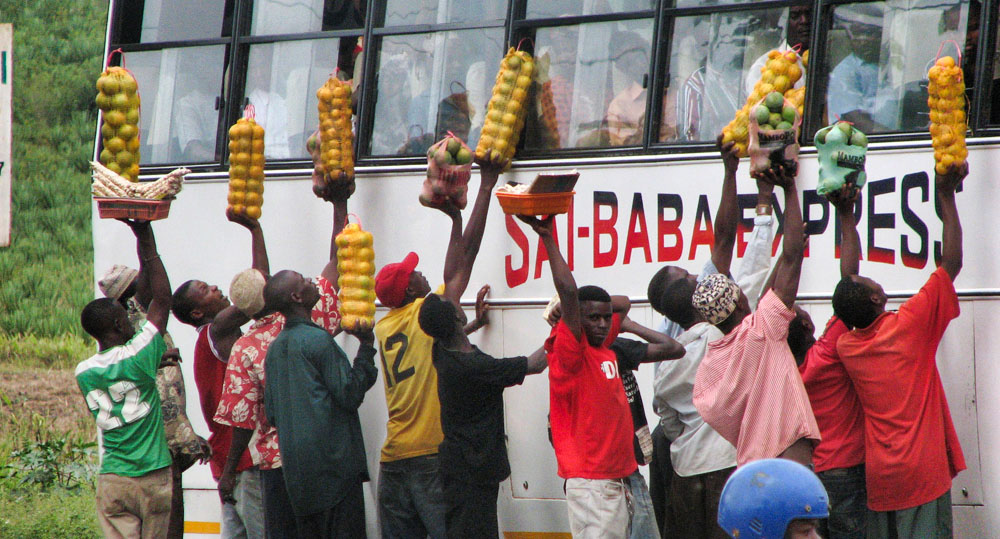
[826,16,894,132]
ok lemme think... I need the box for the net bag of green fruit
[815,121,868,196]
[748,91,801,176]
[420,132,473,209]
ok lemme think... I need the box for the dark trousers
[442,475,499,539]
[167,462,184,539]
[378,455,447,539]
[664,466,735,539]
[649,424,673,536]
[261,467,299,539]
[295,480,366,539]
[817,464,868,539]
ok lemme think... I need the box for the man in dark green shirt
[262,270,378,537]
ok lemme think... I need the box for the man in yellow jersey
[374,157,502,538]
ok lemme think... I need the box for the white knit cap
[98,265,139,301]
[230,269,267,317]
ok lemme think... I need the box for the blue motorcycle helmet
[718,459,829,538]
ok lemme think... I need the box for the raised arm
[441,158,505,303]
[766,165,804,307]
[937,162,967,280]
[711,135,741,276]
[321,184,352,287]
[520,215,581,338]
[125,220,171,333]
[463,284,490,335]
[227,209,270,277]
[620,317,685,361]
[326,328,379,409]
[526,346,547,374]
[830,185,861,278]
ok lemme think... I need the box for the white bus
[93,0,1000,537]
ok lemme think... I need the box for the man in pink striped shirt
[691,164,820,468]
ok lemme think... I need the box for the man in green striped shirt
[77,219,173,538]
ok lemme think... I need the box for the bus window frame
[101,0,1000,177]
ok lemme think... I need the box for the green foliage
[0,0,109,340]
[0,484,101,538]
[0,333,93,369]
[5,437,97,489]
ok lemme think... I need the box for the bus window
[662,6,809,143]
[384,0,505,27]
[992,4,1000,125]
[112,0,231,44]
[823,0,973,134]
[250,0,365,35]
[525,0,653,19]
[522,19,654,150]
[127,46,227,165]
[367,30,504,157]
[244,41,342,160]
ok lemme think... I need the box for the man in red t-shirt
[172,210,269,539]
[833,163,968,538]
[791,186,868,538]
[520,214,636,539]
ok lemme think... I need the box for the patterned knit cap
[98,265,139,301]
[230,268,267,318]
[692,273,742,325]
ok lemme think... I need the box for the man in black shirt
[418,293,546,538]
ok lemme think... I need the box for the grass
[0,483,101,538]
[0,0,108,341]
[0,333,93,369]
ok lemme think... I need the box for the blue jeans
[817,464,868,539]
[378,455,447,539]
[222,468,265,539]
[627,470,660,539]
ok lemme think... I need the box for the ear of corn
[96,66,141,181]
[722,49,803,157]
[927,56,967,175]
[336,223,376,331]
[227,116,265,219]
[92,161,187,199]
[316,76,354,185]
[476,48,534,170]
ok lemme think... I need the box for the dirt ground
[0,368,93,438]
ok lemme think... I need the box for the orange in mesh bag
[748,91,801,176]
[419,133,474,209]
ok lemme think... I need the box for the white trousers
[565,477,631,539]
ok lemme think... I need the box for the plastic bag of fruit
[420,133,474,209]
[815,121,868,196]
[748,91,801,176]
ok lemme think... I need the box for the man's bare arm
[126,220,171,333]
[830,186,861,278]
[519,215,581,337]
[526,346,547,374]
[711,136,741,276]
[321,193,350,287]
[937,163,967,280]
[620,317,685,361]
[227,210,270,277]
[767,166,804,308]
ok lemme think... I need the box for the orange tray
[95,198,172,221]
[496,191,575,216]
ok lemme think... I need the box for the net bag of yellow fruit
[227,105,266,219]
[815,121,868,196]
[722,48,804,157]
[748,91,801,175]
[96,49,142,182]
[336,216,376,331]
[476,46,534,170]
[420,133,473,209]
[316,71,355,192]
[927,46,967,175]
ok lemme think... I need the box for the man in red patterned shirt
[213,182,351,538]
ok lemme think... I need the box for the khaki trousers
[96,466,172,539]
[565,477,631,539]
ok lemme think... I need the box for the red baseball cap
[375,252,419,308]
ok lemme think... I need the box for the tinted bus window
[661,6,808,143]
[251,0,365,35]
[383,0,505,26]
[113,0,231,44]
[823,0,975,133]
[526,0,654,19]
[128,46,227,164]
[369,29,505,156]
[523,19,655,150]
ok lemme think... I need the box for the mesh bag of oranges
[420,133,474,210]
[226,105,265,219]
[335,215,376,331]
[748,91,801,175]
[927,45,967,175]
[722,48,804,157]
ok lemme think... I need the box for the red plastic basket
[95,198,172,220]
[496,191,575,216]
